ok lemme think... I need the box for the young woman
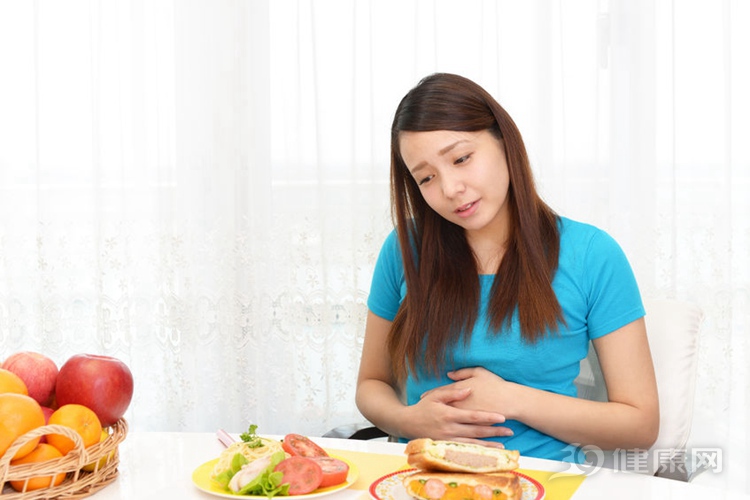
[356,73,659,462]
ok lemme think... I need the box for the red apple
[1,351,58,406]
[55,354,134,427]
[40,406,55,443]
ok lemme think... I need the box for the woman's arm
[444,318,659,450]
[355,311,404,435]
[355,310,512,444]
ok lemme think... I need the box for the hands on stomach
[402,371,513,446]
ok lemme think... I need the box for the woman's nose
[441,171,466,198]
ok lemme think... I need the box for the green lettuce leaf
[236,451,290,497]
[212,453,250,490]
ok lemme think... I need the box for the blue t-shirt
[367,217,644,462]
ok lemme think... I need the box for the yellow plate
[192,455,359,499]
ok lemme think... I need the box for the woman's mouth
[455,200,479,218]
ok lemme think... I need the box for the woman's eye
[455,154,471,165]
[418,175,434,186]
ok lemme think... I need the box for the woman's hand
[405,378,513,446]
[357,311,513,446]
[421,367,517,416]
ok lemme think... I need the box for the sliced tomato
[310,456,349,488]
[282,433,328,457]
[274,456,323,495]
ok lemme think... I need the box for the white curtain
[1,0,748,493]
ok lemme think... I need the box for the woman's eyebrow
[410,140,470,174]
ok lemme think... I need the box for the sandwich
[405,439,520,473]
[402,471,521,500]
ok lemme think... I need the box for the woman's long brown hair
[388,73,563,383]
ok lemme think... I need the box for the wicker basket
[0,419,127,499]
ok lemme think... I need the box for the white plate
[369,468,544,500]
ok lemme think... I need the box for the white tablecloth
[86,432,748,500]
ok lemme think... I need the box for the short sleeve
[583,230,645,339]
[367,230,405,321]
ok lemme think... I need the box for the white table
[89,432,749,500]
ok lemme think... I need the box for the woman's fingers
[446,437,507,448]
[420,385,471,401]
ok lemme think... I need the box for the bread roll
[405,439,520,473]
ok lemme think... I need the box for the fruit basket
[0,418,127,499]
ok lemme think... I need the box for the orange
[46,404,102,456]
[0,368,29,395]
[9,443,67,491]
[0,393,45,460]
[81,429,115,472]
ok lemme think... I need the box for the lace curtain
[1,0,748,493]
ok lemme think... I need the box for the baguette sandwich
[405,439,520,473]
[402,471,521,500]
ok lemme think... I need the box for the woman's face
[399,129,511,240]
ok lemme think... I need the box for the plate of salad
[191,427,359,498]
